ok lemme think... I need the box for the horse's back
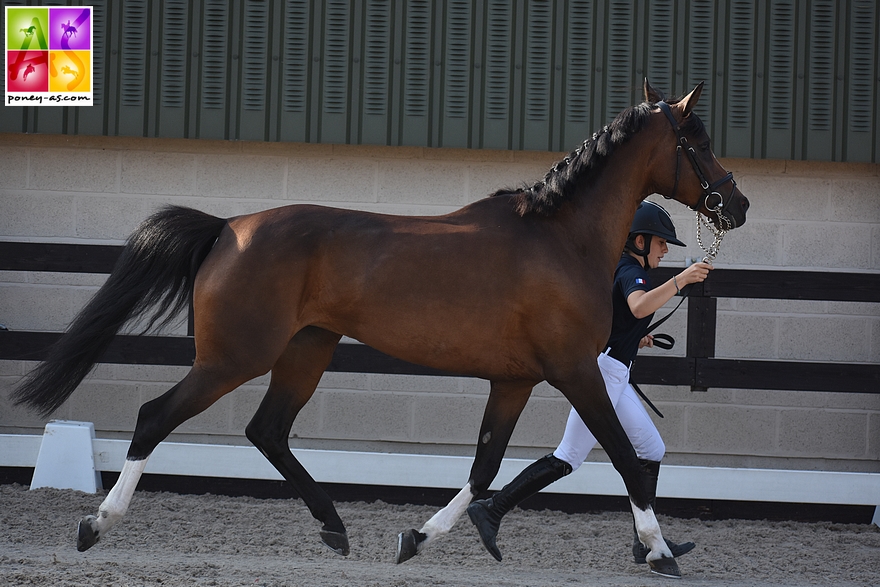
[193,200,604,380]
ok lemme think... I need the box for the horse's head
[644,79,749,231]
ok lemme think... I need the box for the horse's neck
[563,142,653,268]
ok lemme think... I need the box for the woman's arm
[626,262,713,319]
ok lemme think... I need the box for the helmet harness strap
[641,234,652,270]
[624,231,654,270]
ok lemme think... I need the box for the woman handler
[467,200,712,571]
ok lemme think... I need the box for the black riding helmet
[625,200,686,270]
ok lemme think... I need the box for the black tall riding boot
[467,454,572,561]
[632,459,696,564]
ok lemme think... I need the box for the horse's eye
[700,141,711,152]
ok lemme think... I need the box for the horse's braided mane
[493,95,701,217]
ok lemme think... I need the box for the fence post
[687,282,717,391]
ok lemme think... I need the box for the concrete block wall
[0,133,877,475]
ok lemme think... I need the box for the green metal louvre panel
[238,0,270,141]
[480,0,512,150]
[400,0,431,146]
[603,1,635,129]
[686,0,718,140]
[75,0,107,136]
[319,0,351,144]
[561,0,593,149]
[157,0,189,138]
[764,0,796,159]
[845,0,876,162]
[0,0,877,162]
[521,0,553,151]
[279,0,311,143]
[805,0,836,161]
[724,0,755,158]
[359,0,391,145]
[644,0,676,105]
[198,0,230,140]
[441,0,471,148]
[116,0,149,136]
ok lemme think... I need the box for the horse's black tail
[12,205,227,417]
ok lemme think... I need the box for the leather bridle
[657,101,738,228]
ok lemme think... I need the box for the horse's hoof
[76,515,99,552]
[648,555,681,579]
[395,528,425,564]
[634,538,695,564]
[319,529,350,556]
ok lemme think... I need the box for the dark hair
[494,93,706,217]
[492,102,654,216]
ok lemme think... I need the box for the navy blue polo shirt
[605,254,654,365]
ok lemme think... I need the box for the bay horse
[13,80,747,577]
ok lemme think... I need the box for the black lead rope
[630,382,664,418]
[630,285,691,418]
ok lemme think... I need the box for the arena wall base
[2,431,878,525]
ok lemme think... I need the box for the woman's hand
[677,262,713,287]
[639,335,654,349]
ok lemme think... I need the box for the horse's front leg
[396,380,534,563]
[552,362,679,577]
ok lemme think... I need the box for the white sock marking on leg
[630,499,673,561]
[94,457,148,538]
[418,483,473,549]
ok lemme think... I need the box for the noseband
[657,101,737,225]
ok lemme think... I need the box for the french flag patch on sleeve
[635,278,646,285]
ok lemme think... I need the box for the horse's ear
[644,78,666,103]
[679,82,705,117]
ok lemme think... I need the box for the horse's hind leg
[396,380,534,563]
[77,364,253,551]
[244,327,349,555]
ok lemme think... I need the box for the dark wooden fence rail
[1,242,878,394]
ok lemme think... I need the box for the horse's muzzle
[725,191,749,229]
[713,184,749,230]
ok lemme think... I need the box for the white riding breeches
[553,351,666,470]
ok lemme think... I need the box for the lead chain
[695,207,730,264]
